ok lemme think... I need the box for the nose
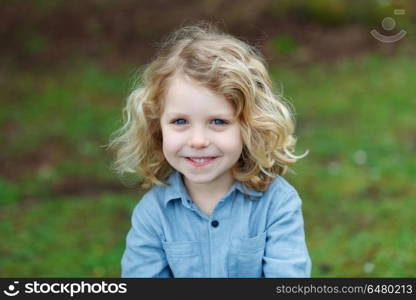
[187,127,210,149]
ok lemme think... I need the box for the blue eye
[212,119,226,125]
[172,119,187,125]
[171,119,228,126]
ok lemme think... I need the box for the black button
[211,220,219,228]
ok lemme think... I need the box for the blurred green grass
[0,50,415,276]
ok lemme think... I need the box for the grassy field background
[1,0,415,277]
[1,49,414,277]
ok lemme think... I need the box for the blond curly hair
[109,22,308,192]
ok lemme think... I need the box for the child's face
[160,75,243,187]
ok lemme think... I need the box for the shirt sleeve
[121,195,172,278]
[263,188,312,277]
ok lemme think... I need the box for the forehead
[162,75,235,116]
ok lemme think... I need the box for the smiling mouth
[184,156,218,166]
[186,157,217,161]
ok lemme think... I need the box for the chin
[186,170,228,183]
[182,171,213,180]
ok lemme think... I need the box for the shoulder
[266,175,299,198]
[262,175,302,210]
[131,184,167,223]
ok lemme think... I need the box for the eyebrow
[165,112,234,119]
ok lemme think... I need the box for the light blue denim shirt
[121,170,311,278]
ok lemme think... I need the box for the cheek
[218,128,243,154]
[162,129,182,153]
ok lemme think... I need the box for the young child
[110,23,311,278]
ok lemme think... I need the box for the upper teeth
[190,158,211,162]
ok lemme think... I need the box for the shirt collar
[164,170,263,207]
